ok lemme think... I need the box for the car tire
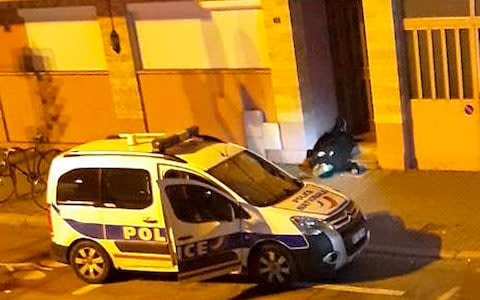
[249,243,298,288]
[69,241,113,284]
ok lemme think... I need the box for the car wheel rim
[258,250,290,284]
[74,247,105,280]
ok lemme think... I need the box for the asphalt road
[1,252,479,300]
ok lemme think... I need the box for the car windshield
[207,151,303,207]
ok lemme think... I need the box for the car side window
[57,168,100,205]
[164,169,230,194]
[164,169,213,185]
[165,184,234,223]
[101,168,152,209]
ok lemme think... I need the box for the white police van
[47,127,369,286]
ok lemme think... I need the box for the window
[164,169,213,185]
[57,168,99,205]
[102,169,152,209]
[165,185,234,223]
[207,151,303,207]
[57,168,152,209]
[164,169,228,193]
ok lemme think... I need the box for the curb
[0,213,46,227]
[0,245,51,265]
[366,245,480,261]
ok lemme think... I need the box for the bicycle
[0,136,61,209]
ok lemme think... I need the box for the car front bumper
[293,214,369,279]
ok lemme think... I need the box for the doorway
[325,0,377,167]
[325,0,373,138]
[289,0,377,167]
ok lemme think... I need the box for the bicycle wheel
[0,149,15,203]
[0,174,15,203]
[30,176,48,210]
[10,148,43,199]
[9,147,37,175]
[37,148,61,176]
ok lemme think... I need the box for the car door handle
[142,217,158,224]
[178,235,193,241]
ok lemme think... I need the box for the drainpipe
[392,0,417,170]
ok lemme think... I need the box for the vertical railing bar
[427,29,436,99]
[469,26,479,99]
[440,29,450,99]
[455,28,464,99]
[412,30,423,99]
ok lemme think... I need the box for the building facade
[1,0,474,170]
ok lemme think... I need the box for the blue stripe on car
[62,219,308,258]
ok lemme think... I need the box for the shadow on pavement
[333,211,441,283]
[222,212,441,299]
[111,212,441,299]
[227,283,307,300]
[366,211,441,256]
[112,270,177,283]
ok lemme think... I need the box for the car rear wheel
[70,241,113,284]
[249,243,298,288]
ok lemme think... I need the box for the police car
[47,126,369,286]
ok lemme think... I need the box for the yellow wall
[262,0,305,124]
[138,69,276,145]
[0,3,279,150]
[362,0,405,169]
[0,2,279,156]
[0,69,276,148]
[0,73,144,144]
[412,100,480,170]
[18,6,107,71]
[128,1,269,69]
[0,22,28,72]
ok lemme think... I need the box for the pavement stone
[0,223,50,290]
[0,194,46,227]
[0,224,50,263]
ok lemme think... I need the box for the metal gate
[404,2,480,170]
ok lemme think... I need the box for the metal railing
[404,17,480,100]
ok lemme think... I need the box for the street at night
[1,246,479,299]
[2,169,480,299]
[1,0,480,299]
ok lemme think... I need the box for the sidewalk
[0,191,47,228]
[2,168,480,263]
[0,195,50,287]
[284,165,480,260]
[0,193,48,262]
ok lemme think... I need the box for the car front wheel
[249,243,298,288]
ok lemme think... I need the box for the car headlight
[290,216,334,236]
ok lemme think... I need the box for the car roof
[65,136,245,171]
